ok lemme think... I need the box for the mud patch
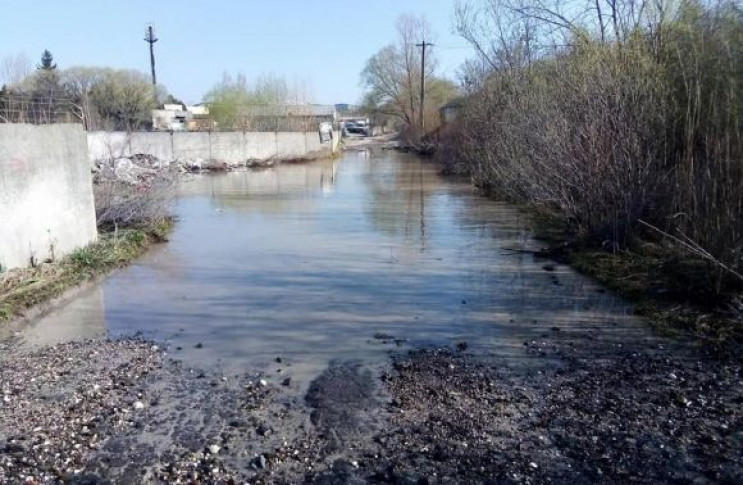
[305,361,381,450]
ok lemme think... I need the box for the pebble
[259,379,268,387]
[254,454,267,469]
[209,444,221,455]
[133,401,145,410]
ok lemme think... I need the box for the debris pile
[92,153,282,183]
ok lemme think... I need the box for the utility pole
[144,24,158,86]
[415,40,433,132]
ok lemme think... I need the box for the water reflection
[21,286,106,345]
[19,150,646,383]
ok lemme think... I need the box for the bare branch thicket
[444,0,743,289]
[93,173,175,229]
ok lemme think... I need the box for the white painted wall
[0,124,97,270]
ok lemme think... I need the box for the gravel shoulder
[1,327,741,484]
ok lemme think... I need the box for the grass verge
[0,219,173,323]
[528,214,742,351]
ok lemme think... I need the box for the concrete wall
[0,124,97,270]
[87,130,340,163]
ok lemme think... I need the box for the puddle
[18,150,644,385]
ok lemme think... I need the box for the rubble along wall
[0,124,97,270]
[87,131,339,163]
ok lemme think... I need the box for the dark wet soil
[348,347,743,484]
[1,330,741,484]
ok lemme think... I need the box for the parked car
[346,121,367,135]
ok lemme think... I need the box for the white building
[152,104,211,131]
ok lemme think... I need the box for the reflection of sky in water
[21,151,644,383]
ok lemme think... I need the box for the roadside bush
[446,0,743,291]
[93,173,175,230]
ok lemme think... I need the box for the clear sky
[0,0,474,105]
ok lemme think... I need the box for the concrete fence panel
[209,132,246,163]
[0,124,97,270]
[244,132,278,160]
[87,131,130,161]
[128,132,173,161]
[172,132,211,161]
[86,130,337,165]
[276,132,306,159]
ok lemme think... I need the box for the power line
[434,45,473,50]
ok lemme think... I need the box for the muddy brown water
[18,149,644,386]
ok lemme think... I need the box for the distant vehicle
[345,121,367,135]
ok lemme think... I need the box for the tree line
[201,72,317,131]
[0,50,166,130]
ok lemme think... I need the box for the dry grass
[0,221,172,322]
[568,248,742,347]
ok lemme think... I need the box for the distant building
[234,104,337,131]
[153,103,337,132]
[152,104,213,131]
[439,98,465,125]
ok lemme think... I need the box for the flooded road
[21,149,639,382]
[7,150,741,484]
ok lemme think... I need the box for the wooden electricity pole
[415,40,433,132]
[144,24,158,86]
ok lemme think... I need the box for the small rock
[529,462,539,469]
[456,341,468,351]
[259,379,268,387]
[208,444,220,455]
[194,343,204,349]
[133,401,145,410]
[281,377,292,386]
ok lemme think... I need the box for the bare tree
[62,67,103,130]
[0,54,32,86]
[361,14,453,138]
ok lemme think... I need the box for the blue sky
[0,0,474,105]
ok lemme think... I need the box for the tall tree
[360,14,457,137]
[88,69,157,131]
[37,50,57,70]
